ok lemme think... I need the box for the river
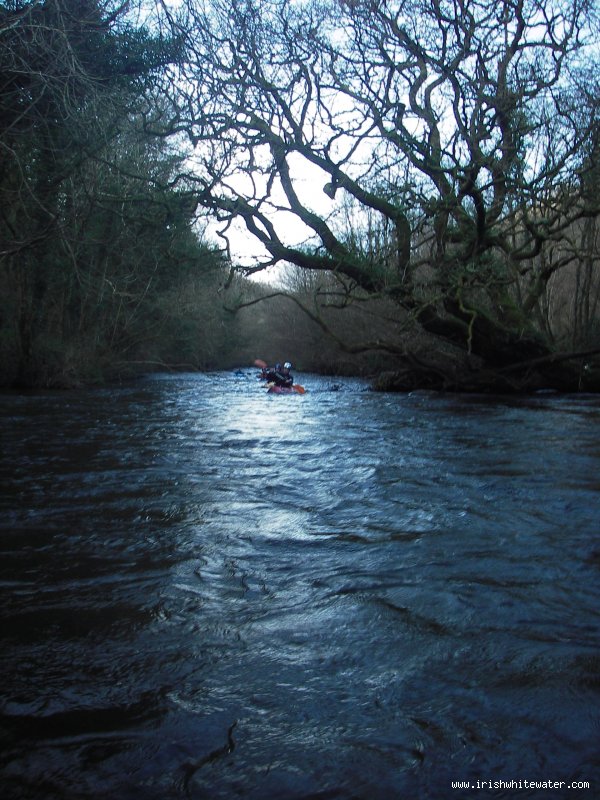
[1,372,599,799]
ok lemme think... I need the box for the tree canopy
[154,0,600,390]
[1,0,598,389]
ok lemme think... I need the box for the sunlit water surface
[1,372,599,799]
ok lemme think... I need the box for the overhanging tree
[160,0,600,390]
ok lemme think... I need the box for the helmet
[284,362,292,369]
[275,363,281,370]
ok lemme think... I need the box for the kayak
[267,384,303,394]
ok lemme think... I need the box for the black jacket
[266,369,293,387]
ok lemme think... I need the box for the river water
[1,372,599,799]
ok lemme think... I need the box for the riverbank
[3,345,600,394]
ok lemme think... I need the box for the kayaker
[267,362,293,388]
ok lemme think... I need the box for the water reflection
[1,373,599,799]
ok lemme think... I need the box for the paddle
[254,359,268,369]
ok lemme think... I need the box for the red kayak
[267,384,305,395]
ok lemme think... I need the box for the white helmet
[284,362,292,369]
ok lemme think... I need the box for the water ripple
[1,373,599,798]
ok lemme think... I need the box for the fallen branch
[498,347,600,374]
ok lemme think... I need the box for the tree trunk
[375,300,597,393]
